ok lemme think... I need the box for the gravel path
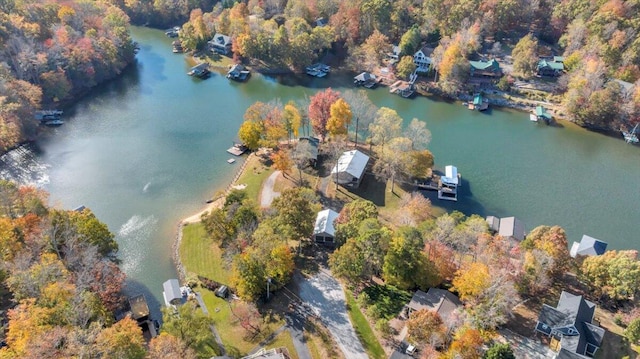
[297,270,368,359]
[260,170,281,208]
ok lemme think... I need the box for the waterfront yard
[180,222,286,356]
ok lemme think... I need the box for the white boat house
[313,209,339,245]
[438,165,459,201]
[570,235,608,258]
[330,150,370,188]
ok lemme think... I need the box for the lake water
[2,26,639,317]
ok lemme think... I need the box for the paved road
[285,312,312,359]
[296,271,368,359]
[260,171,281,207]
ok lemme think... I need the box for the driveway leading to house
[296,270,368,359]
[260,170,281,208]
[498,329,554,359]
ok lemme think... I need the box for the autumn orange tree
[308,88,341,141]
[270,149,293,177]
[406,309,446,347]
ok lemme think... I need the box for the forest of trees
[0,0,135,152]
[0,180,217,358]
[172,0,640,130]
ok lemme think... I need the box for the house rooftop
[163,279,183,305]
[313,209,339,237]
[537,291,604,356]
[486,216,500,232]
[538,59,564,71]
[469,59,500,71]
[407,288,462,323]
[498,216,525,241]
[330,150,370,179]
[354,72,376,82]
[128,294,150,321]
[570,235,608,258]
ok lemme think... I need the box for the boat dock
[469,94,489,111]
[306,63,330,77]
[415,166,461,201]
[227,64,250,81]
[226,143,248,156]
[35,110,64,126]
[188,63,210,78]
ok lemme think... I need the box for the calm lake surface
[3,26,639,316]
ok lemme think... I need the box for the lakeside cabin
[498,216,526,242]
[227,64,250,82]
[531,105,552,123]
[469,94,489,111]
[438,165,460,201]
[313,209,339,246]
[209,33,232,55]
[353,72,378,88]
[330,150,370,188]
[188,63,210,78]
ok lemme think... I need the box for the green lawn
[266,330,299,359]
[363,284,412,320]
[180,223,284,357]
[345,290,386,359]
[180,223,231,285]
[235,154,274,203]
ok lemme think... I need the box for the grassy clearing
[180,223,285,356]
[180,223,231,285]
[345,290,386,359]
[235,154,274,203]
[363,284,412,320]
[266,330,299,359]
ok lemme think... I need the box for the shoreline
[172,153,254,282]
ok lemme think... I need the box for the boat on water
[621,123,639,144]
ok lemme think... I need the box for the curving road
[297,270,368,359]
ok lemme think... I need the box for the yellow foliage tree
[326,98,352,137]
[452,262,490,301]
[283,102,302,141]
[95,317,146,359]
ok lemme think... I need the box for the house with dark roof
[570,235,607,258]
[209,33,232,55]
[535,291,605,358]
[538,58,565,77]
[469,59,501,77]
[413,46,435,73]
[405,288,462,325]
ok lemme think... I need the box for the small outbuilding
[570,235,608,258]
[163,279,184,306]
[499,216,526,241]
[330,150,370,188]
[313,209,339,245]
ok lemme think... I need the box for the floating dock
[226,143,248,156]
